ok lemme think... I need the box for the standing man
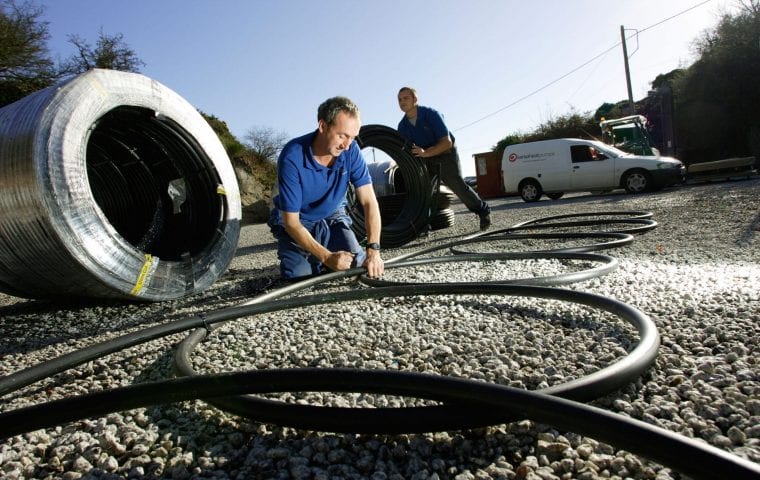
[396,86,491,230]
[268,96,384,280]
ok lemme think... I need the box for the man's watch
[366,242,381,251]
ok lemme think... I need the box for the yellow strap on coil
[130,254,154,296]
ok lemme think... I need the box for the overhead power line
[454,0,714,132]
[453,44,620,132]
[637,0,713,34]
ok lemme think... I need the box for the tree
[0,0,58,106]
[491,2,760,163]
[594,101,627,122]
[244,126,288,164]
[201,112,277,191]
[202,112,246,159]
[651,69,684,90]
[531,110,598,141]
[493,110,598,152]
[671,0,760,162]
[61,28,145,75]
[493,134,525,153]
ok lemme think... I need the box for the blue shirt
[272,130,372,223]
[397,105,451,149]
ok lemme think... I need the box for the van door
[570,144,615,189]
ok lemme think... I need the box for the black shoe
[479,211,491,231]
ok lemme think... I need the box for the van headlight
[657,162,681,169]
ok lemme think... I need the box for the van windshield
[592,142,631,158]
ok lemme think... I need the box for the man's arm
[281,211,354,272]
[354,183,384,278]
[411,135,453,158]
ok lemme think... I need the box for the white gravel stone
[1,180,759,478]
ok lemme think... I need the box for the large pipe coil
[0,69,241,301]
[351,124,432,248]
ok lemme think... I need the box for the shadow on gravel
[130,342,543,480]
[136,347,539,480]
[494,191,657,212]
[738,209,760,245]
[0,298,184,356]
[0,265,283,357]
[136,402,535,480]
[234,241,277,258]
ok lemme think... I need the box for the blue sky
[37,0,738,177]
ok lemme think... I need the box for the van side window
[571,145,595,163]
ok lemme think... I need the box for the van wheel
[520,180,543,202]
[623,170,652,193]
[547,192,564,200]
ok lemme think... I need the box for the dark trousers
[426,147,489,214]
[268,207,365,279]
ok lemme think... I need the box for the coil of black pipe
[482,218,658,238]
[0,69,241,301]
[350,124,432,248]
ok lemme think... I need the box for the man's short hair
[398,86,417,98]
[317,96,360,125]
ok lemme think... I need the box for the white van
[502,138,686,202]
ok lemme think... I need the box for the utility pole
[620,25,635,115]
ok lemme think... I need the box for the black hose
[480,218,659,237]
[0,314,207,397]
[1,281,654,413]
[2,210,753,479]
[508,210,654,227]
[359,252,618,287]
[1,370,758,480]
[497,211,658,235]
[173,283,658,432]
[0,282,659,434]
[386,232,633,263]
[449,232,635,255]
[389,213,653,264]
[351,124,432,247]
[0,251,615,398]
[0,265,376,397]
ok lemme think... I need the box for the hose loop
[1,203,753,479]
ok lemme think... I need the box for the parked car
[502,138,686,202]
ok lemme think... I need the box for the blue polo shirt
[272,130,371,223]
[397,105,451,149]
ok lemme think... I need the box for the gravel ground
[0,178,758,480]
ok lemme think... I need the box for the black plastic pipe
[5,210,752,479]
[173,283,659,432]
[1,369,758,480]
[351,124,432,248]
[359,251,618,287]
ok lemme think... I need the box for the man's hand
[323,250,356,272]
[363,249,384,278]
[411,143,427,158]
[411,136,453,158]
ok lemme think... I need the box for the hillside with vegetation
[494,1,760,166]
[2,0,758,223]
[0,0,278,223]
[201,113,278,223]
